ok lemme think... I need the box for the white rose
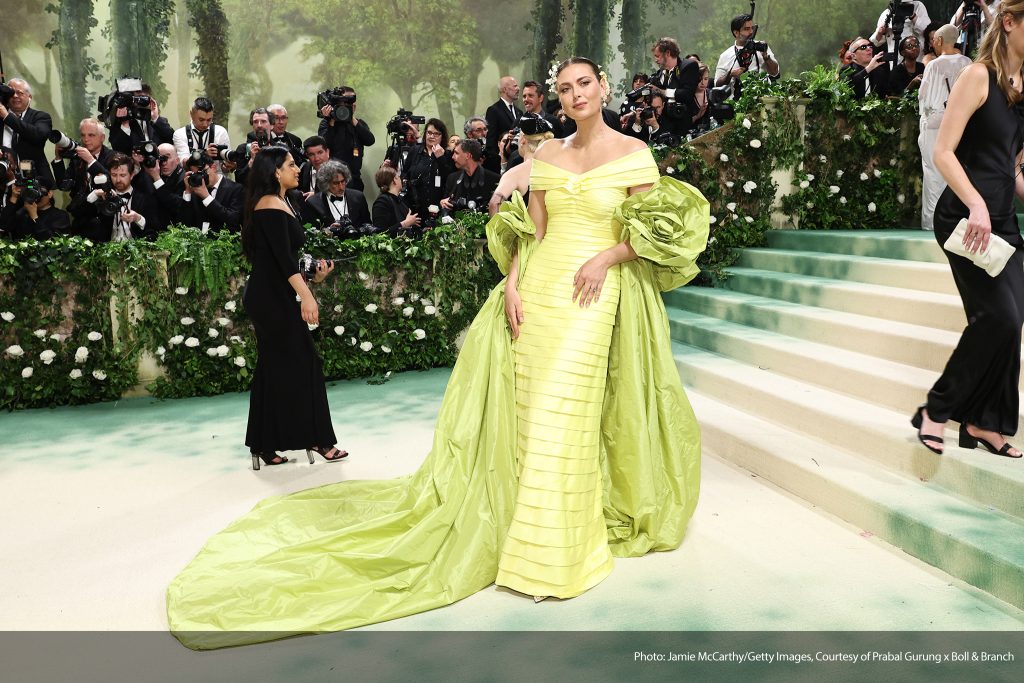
[74,346,88,363]
[206,347,218,357]
[806,174,815,182]
[381,345,392,353]
[413,328,426,340]
[897,193,906,204]
[403,306,414,317]
[334,325,345,336]
[5,344,24,358]
[428,204,439,214]
[307,322,318,331]
[391,296,405,306]
[806,202,814,209]
[725,181,734,188]
[873,169,882,178]
[156,346,166,357]
[49,333,62,342]
[224,301,237,312]
[720,153,729,162]
[799,180,809,189]
[726,202,737,212]
[0,311,14,322]
[441,215,455,224]
[424,305,437,315]
[829,185,840,194]
[409,293,420,302]
[731,213,738,221]
[709,216,718,224]
[217,317,230,327]
[21,367,33,378]
[745,216,754,223]
[34,329,47,339]
[890,158,897,166]
[234,356,246,367]
[860,172,869,181]
[385,371,392,378]
[868,202,877,213]
[749,139,761,149]
[842,134,851,141]
[185,337,200,348]
[743,181,757,193]
[174,286,188,295]
[88,331,103,341]
[742,118,751,129]
[92,369,107,381]
[819,155,827,163]
[169,335,184,346]
[665,166,675,175]
[836,170,844,178]
[840,196,847,204]
[208,328,218,338]
[180,317,194,326]
[359,341,373,352]
[358,271,369,281]
[349,337,357,346]
[216,345,229,357]
[708,236,717,244]
[39,350,56,365]
[69,369,82,379]
[229,335,243,343]
[365,303,378,313]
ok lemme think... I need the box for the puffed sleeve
[614,176,710,291]
[484,190,536,276]
[259,211,300,279]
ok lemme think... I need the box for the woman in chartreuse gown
[166,57,710,649]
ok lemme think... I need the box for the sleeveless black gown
[243,208,336,452]
[930,68,1024,435]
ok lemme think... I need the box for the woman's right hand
[401,210,421,228]
[300,295,319,326]
[504,284,524,340]
[964,203,993,254]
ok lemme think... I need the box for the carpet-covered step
[766,230,948,264]
[734,248,956,296]
[673,342,1024,521]
[688,389,1024,612]
[664,287,960,373]
[719,267,966,333]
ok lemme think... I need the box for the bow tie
[329,194,345,202]
[118,192,132,200]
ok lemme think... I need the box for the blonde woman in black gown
[241,146,348,468]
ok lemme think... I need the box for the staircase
[668,229,1024,611]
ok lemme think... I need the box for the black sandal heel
[959,424,1022,458]
[307,445,348,463]
[911,405,944,455]
[251,451,289,470]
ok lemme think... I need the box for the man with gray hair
[0,78,54,182]
[302,159,370,231]
[463,116,499,174]
[267,104,304,161]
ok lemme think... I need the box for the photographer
[648,38,701,136]
[173,155,244,234]
[267,104,305,162]
[298,136,331,197]
[230,108,275,187]
[870,1,931,54]
[372,165,421,237]
[107,83,174,155]
[399,118,455,222]
[383,119,420,175]
[952,0,998,28]
[142,142,187,217]
[1,78,54,183]
[71,153,165,242]
[439,139,498,215]
[317,86,375,191]
[623,92,666,142]
[714,15,780,99]
[6,175,71,241]
[172,97,231,163]
[840,37,891,98]
[53,118,115,198]
[302,159,370,232]
[619,73,650,130]
[463,117,500,174]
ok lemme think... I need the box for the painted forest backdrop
[7,0,961,171]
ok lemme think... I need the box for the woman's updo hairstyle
[553,57,610,105]
[242,145,292,260]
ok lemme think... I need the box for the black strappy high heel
[959,424,1023,459]
[910,405,944,455]
[307,445,348,463]
[251,451,289,470]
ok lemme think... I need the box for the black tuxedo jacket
[485,99,523,158]
[165,176,245,234]
[108,117,175,155]
[651,58,700,135]
[302,188,371,229]
[63,146,115,197]
[4,107,54,182]
[70,190,166,242]
[318,118,375,190]
[298,162,322,195]
[9,205,72,240]
[840,63,891,99]
[372,192,412,236]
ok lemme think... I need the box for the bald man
[0,78,54,183]
[484,76,522,174]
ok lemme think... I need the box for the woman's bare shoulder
[532,137,567,163]
[254,194,287,211]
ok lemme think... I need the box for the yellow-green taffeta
[166,149,709,649]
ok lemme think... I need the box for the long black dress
[243,208,337,451]
[929,68,1024,435]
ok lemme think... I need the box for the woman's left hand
[312,259,335,284]
[573,256,609,308]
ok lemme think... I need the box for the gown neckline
[532,148,650,178]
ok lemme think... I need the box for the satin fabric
[166,152,709,649]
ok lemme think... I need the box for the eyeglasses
[853,44,873,52]
[425,130,442,137]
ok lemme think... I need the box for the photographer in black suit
[0,78,55,183]
[107,83,175,155]
[462,117,499,174]
[399,118,454,221]
[485,76,522,170]
[174,157,244,234]
[6,175,72,241]
[298,136,331,198]
[267,104,305,162]
[648,38,700,137]
[439,139,498,215]
[230,108,276,187]
[318,86,375,191]
[70,153,165,242]
[302,159,370,231]
[372,165,421,237]
[53,118,116,199]
[142,142,187,219]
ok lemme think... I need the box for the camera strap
[185,123,216,152]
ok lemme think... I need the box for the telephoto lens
[48,130,80,156]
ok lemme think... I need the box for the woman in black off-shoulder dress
[241,146,348,468]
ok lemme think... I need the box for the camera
[641,107,657,122]
[386,109,426,136]
[626,85,653,103]
[97,76,151,126]
[89,174,128,218]
[450,197,481,213]
[298,253,335,281]
[15,161,44,203]
[184,150,212,187]
[0,81,13,107]
[48,130,80,157]
[134,140,160,168]
[317,88,357,124]
[213,145,246,164]
[649,130,681,147]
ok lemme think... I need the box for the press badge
[434,175,441,188]
[353,148,360,157]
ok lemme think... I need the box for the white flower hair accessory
[545,59,611,104]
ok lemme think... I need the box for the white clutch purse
[942,218,1016,277]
